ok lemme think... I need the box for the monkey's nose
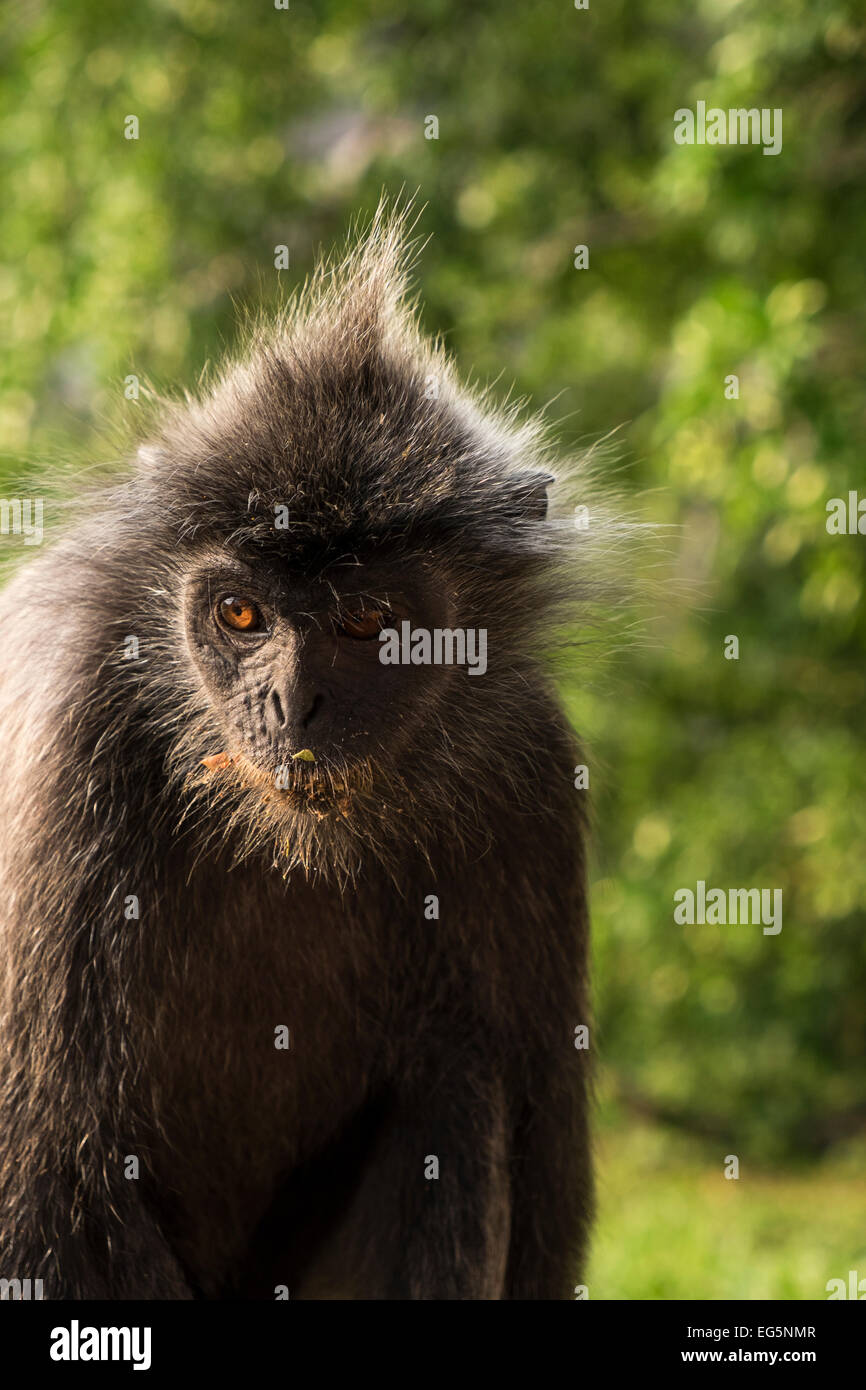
[264,684,325,737]
[301,692,324,729]
[265,687,287,734]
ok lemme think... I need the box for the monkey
[0,206,598,1300]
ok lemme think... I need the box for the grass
[588,1120,866,1300]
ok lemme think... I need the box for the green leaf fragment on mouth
[292,749,316,762]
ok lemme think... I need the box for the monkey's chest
[136,894,380,1281]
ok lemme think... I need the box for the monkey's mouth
[196,746,366,820]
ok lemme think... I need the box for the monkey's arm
[291,1055,513,1301]
[0,911,196,1298]
[504,1040,593,1300]
[0,585,193,1299]
[0,969,195,1298]
[0,1152,194,1300]
[502,811,593,1299]
[297,1018,587,1301]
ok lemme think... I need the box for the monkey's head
[179,542,458,820]
[117,206,609,880]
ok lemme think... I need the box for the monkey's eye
[218,596,263,633]
[334,607,391,640]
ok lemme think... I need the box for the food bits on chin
[200,751,235,772]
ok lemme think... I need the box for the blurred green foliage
[593,1121,866,1298]
[2,0,865,1257]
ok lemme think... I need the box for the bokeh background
[2,0,865,1298]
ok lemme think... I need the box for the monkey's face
[182,551,457,820]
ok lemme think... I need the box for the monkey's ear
[506,470,555,521]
